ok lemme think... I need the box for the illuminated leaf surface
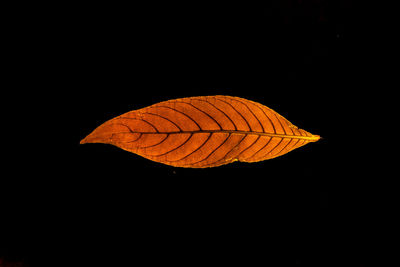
[81,96,320,168]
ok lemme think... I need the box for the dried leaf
[80,96,320,168]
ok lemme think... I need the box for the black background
[3,1,383,267]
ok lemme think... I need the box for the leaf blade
[81,95,320,168]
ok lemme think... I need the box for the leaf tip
[80,136,89,144]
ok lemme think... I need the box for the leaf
[80,95,320,168]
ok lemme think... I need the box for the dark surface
[3,1,381,266]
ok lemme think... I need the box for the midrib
[137,130,320,142]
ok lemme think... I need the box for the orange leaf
[80,96,320,168]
